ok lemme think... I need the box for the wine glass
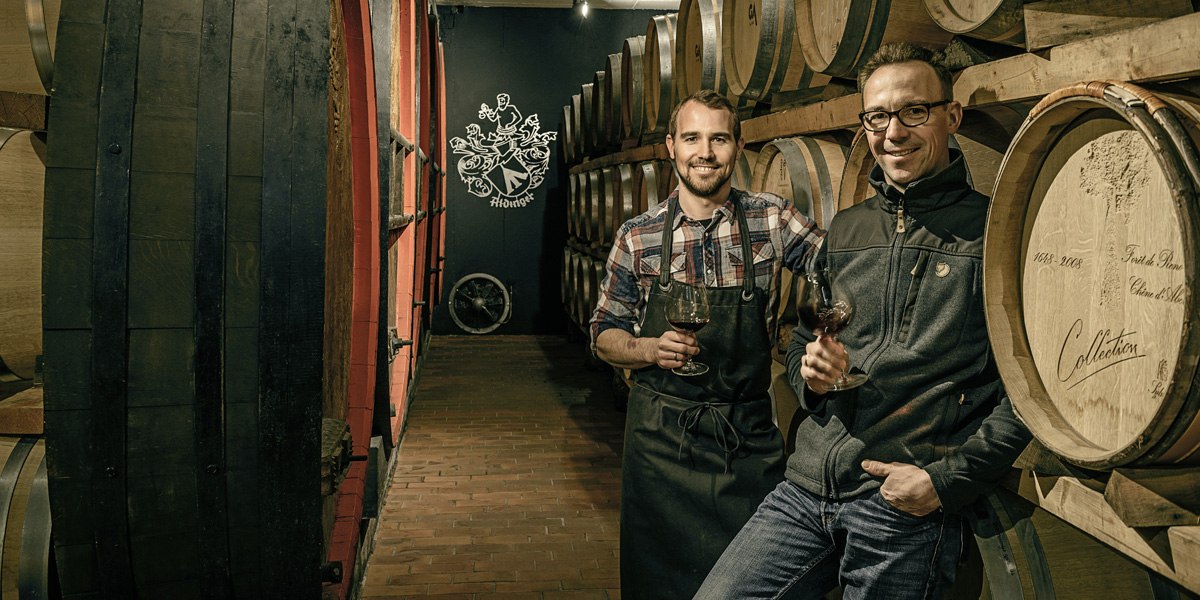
[797,268,867,390]
[667,284,710,376]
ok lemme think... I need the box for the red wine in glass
[667,317,709,333]
[797,269,867,390]
[667,284,710,376]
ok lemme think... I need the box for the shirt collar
[666,187,738,228]
[867,148,971,211]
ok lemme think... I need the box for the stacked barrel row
[561,0,1197,163]
[0,0,446,598]
[562,160,678,333]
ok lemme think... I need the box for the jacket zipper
[823,197,908,501]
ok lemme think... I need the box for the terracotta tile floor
[360,335,625,599]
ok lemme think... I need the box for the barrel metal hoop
[17,455,51,598]
[0,437,38,570]
[91,0,143,591]
[23,0,53,93]
[0,127,20,152]
[193,0,236,594]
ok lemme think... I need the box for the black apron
[620,198,786,599]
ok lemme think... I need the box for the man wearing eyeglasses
[694,42,1030,599]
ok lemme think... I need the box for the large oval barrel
[922,0,1027,46]
[621,35,648,142]
[795,0,953,78]
[0,0,59,95]
[644,13,677,137]
[984,81,1200,468]
[603,53,625,148]
[42,1,386,597]
[0,129,44,383]
[675,0,727,100]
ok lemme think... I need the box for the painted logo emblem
[451,93,557,208]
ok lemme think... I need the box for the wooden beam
[1105,468,1200,527]
[1015,469,1200,593]
[1022,0,1192,52]
[569,143,669,175]
[742,11,1200,143]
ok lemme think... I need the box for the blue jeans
[694,480,962,600]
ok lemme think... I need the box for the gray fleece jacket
[785,150,1031,513]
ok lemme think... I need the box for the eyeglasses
[858,100,951,132]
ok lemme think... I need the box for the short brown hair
[668,89,741,142]
[856,42,953,100]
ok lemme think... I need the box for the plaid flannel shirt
[590,187,825,347]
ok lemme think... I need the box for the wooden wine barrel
[634,159,673,213]
[584,170,604,247]
[0,436,54,599]
[561,103,577,165]
[561,246,575,318]
[0,129,44,383]
[571,92,584,160]
[567,172,580,239]
[984,81,1200,468]
[580,82,595,158]
[722,0,829,104]
[596,167,615,249]
[590,259,607,325]
[795,0,953,78]
[603,53,624,149]
[42,1,381,597]
[732,147,758,191]
[969,488,1176,598]
[922,0,1027,46]
[750,134,850,229]
[590,70,609,152]
[954,103,1030,197]
[644,13,677,137]
[610,163,637,237]
[755,135,849,360]
[621,35,648,142]
[675,0,727,100]
[0,0,59,95]
[576,255,595,327]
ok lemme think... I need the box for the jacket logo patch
[935,262,951,278]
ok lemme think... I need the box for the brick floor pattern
[360,335,626,600]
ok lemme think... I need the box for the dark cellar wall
[431,6,668,335]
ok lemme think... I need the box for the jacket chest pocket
[896,252,983,356]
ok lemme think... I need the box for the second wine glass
[667,283,710,376]
[797,269,868,390]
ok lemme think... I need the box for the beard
[676,161,732,199]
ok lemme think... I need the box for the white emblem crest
[450,93,557,209]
